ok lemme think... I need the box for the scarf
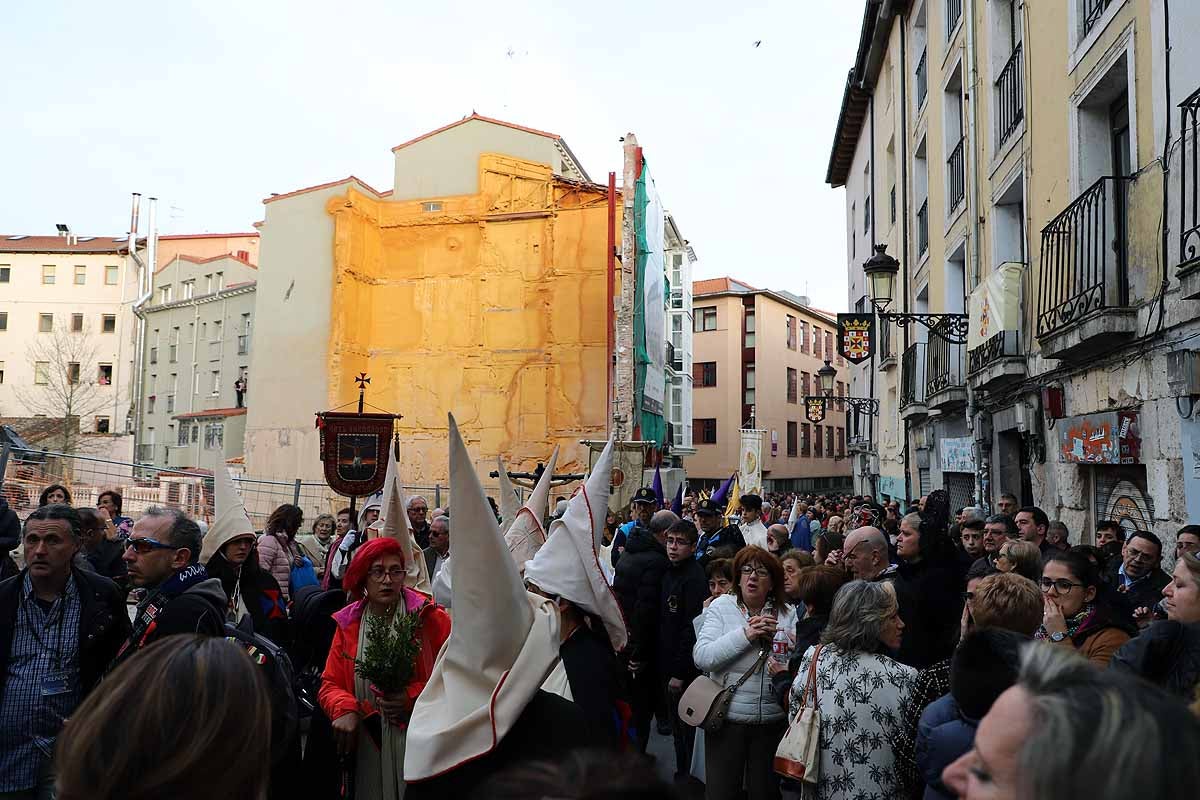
[1035,603,1096,641]
[353,606,409,800]
[113,564,212,667]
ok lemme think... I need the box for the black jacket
[0,499,18,581]
[657,557,707,683]
[561,624,625,749]
[695,524,746,567]
[893,557,963,669]
[1110,620,1200,697]
[1106,563,1171,617]
[85,537,127,583]
[0,567,131,707]
[612,529,669,663]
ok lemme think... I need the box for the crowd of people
[2,446,1200,800]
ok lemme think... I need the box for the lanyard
[22,590,69,670]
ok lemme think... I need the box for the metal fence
[0,445,543,531]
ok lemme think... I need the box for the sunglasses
[119,534,179,555]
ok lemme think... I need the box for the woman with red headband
[319,536,450,799]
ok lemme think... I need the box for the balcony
[1082,0,1113,38]
[947,138,966,213]
[667,341,681,373]
[135,443,164,464]
[925,335,966,409]
[237,335,249,356]
[1036,176,1136,360]
[900,343,927,419]
[916,49,928,111]
[1178,87,1200,298]
[917,199,930,258]
[996,43,1024,148]
[967,329,1025,391]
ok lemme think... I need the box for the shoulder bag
[774,644,823,783]
[678,646,770,733]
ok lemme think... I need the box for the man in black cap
[610,487,659,568]
[738,493,769,550]
[693,498,746,567]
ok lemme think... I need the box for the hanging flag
[838,313,875,364]
[738,429,764,496]
[723,474,742,525]
[652,463,665,507]
[805,397,827,424]
[670,482,683,516]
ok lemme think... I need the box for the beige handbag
[774,644,823,784]
[678,647,769,733]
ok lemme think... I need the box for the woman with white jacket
[693,546,797,800]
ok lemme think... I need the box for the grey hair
[431,514,450,531]
[985,513,1017,533]
[143,506,203,564]
[900,512,923,531]
[821,579,898,653]
[960,506,986,524]
[1015,643,1200,800]
[406,496,428,510]
[648,510,680,535]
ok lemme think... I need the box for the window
[693,361,717,387]
[95,417,111,434]
[814,424,823,457]
[850,203,856,259]
[166,394,175,414]
[863,196,872,234]
[837,427,845,457]
[97,363,113,385]
[695,418,718,444]
[421,202,443,213]
[241,313,252,334]
[200,322,207,340]
[786,315,797,350]
[42,265,55,284]
[67,362,80,384]
[744,310,756,348]
[71,313,83,332]
[802,372,811,396]
[104,265,119,285]
[826,427,834,458]
[211,371,221,395]
[34,362,49,384]
[147,395,156,414]
[695,306,717,332]
[193,372,200,395]
[802,423,811,456]
[0,361,4,384]
[0,266,9,283]
[787,421,798,457]
[204,422,224,450]
[0,312,6,331]
[178,423,190,446]
[787,368,798,403]
[205,274,213,294]
[159,285,173,304]
[825,331,835,361]
[744,364,756,406]
[812,327,821,356]
[74,265,86,285]
[215,272,224,290]
[101,314,116,333]
[182,280,195,300]
[800,321,809,353]
[191,423,199,443]
[39,314,53,333]
[211,320,222,342]
[890,185,897,224]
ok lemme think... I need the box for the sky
[1,0,861,312]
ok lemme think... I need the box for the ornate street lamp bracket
[876,311,970,345]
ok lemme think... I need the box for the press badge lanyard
[23,591,68,670]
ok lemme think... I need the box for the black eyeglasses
[119,534,178,555]
[1039,577,1084,594]
[367,566,406,582]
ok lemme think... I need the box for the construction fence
[0,445,561,532]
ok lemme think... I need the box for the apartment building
[135,251,257,469]
[829,0,1200,550]
[665,213,696,457]
[688,278,852,492]
[0,232,141,457]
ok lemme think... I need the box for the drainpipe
[899,10,913,504]
[129,195,156,462]
[965,0,983,505]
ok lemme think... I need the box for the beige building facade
[687,279,852,492]
[830,0,1200,551]
[0,234,142,458]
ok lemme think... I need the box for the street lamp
[862,243,969,345]
[803,360,880,417]
[818,360,837,396]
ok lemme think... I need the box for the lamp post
[803,360,880,418]
[863,244,969,344]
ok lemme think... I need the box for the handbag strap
[799,644,824,712]
[729,646,770,691]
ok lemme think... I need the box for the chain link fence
[0,445,557,531]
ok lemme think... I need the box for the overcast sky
[3,0,861,311]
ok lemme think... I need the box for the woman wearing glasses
[319,536,450,799]
[1037,551,1135,668]
[693,546,797,800]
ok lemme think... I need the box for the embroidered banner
[317,412,395,497]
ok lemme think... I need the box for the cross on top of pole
[355,373,371,390]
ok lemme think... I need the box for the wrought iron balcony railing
[946,0,962,38]
[917,199,930,258]
[996,43,1024,147]
[900,343,927,409]
[1180,87,1200,271]
[1082,0,1113,38]
[968,329,1020,374]
[948,138,966,211]
[925,334,964,398]
[916,49,928,110]
[1037,176,1131,338]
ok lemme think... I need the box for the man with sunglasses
[109,507,226,670]
[0,505,130,799]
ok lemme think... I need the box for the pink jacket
[257,531,296,603]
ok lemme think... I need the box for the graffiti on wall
[1058,411,1141,465]
[1095,469,1155,534]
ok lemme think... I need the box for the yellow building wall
[323,154,612,483]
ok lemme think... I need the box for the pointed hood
[522,440,626,651]
[200,464,256,562]
[368,443,432,596]
[496,457,521,529]
[503,446,558,568]
[404,415,561,782]
[652,463,665,507]
[711,473,734,505]
[670,481,684,516]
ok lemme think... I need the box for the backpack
[225,619,299,763]
[289,585,349,712]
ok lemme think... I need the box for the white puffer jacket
[693,594,797,724]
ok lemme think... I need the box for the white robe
[740,519,770,550]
